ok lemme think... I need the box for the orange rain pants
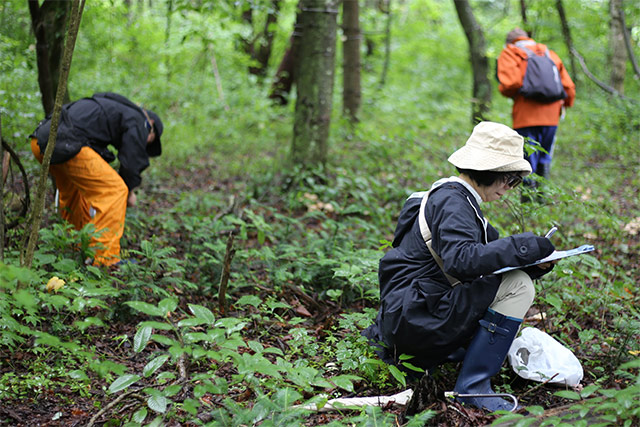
[31,139,128,266]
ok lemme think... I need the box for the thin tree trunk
[269,3,303,105]
[379,0,392,87]
[209,46,230,111]
[0,114,4,262]
[453,0,491,124]
[242,0,281,77]
[23,0,85,269]
[291,0,340,167]
[609,0,626,93]
[619,3,640,79]
[342,0,362,121]
[555,0,578,86]
[519,0,528,26]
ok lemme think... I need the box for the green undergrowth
[1,102,639,423]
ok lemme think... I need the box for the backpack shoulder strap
[519,45,535,57]
[418,191,462,287]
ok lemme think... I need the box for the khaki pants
[31,139,127,266]
[489,270,535,320]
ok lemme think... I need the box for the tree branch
[570,48,638,103]
[619,6,640,79]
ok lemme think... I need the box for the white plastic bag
[508,327,583,386]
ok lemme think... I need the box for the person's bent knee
[491,270,535,319]
[508,269,535,307]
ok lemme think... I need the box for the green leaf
[52,258,77,273]
[139,321,174,331]
[177,317,208,328]
[68,370,88,380]
[235,295,262,308]
[388,365,407,387]
[330,374,361,392]
[109,374,141,393]
[274,388,303,407]
[401,361,424,373]
[188,304,215,324]
[580,384,600,398]
[125,301,165,317]
[147,395,168,413]
[158,298,177,315]
[132,407,147,423]
[151,334,179,347]
[143,355,170,378]
[554,390,582,400]
[134,326,152,353]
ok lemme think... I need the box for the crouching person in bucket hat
[30,92,163,267]
[363,121,556,412]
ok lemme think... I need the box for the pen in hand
[544,226,558,239]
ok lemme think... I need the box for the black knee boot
[453,309,521,412]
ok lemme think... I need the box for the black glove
[535,236,556,258]
[524,237,556,279]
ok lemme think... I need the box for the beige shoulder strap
[418,191,461,287]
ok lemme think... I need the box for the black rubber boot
[453,309,521,412]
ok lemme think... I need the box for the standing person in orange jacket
[30,92,163,266]
[497,28,575,189]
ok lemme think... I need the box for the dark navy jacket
[363,180,554,369]
[32,92,161,190]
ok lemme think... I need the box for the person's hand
[536,260,558,270]
[127,191,137,207]
[524,260,557,280]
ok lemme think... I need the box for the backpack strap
[520,45,551,59]
[418,191,462,287]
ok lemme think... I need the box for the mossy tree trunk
[28,0,71,116]
[291,0,340,167]
[241,0,281,77]
[609,0,626,94]
[453,0,491,125]
[342,0,361,121]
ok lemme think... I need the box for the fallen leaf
[46,276,65,293]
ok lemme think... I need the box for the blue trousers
[515,126,557,178]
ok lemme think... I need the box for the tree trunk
[609,0,626,93]
[379,0,392,87]
[0,115,4,262]
[555,0,578,86]
[519,0,528,26]
[342,0,362,121]
[242,0,281,77]
[620,5,640,79]
[269,4,304,105]
[28,0,72,116]
[291,0,340,167]
[453,0,491,124]
[23,0,85,269]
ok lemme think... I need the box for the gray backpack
[519,46,567,103]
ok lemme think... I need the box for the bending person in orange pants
[30,92,163,266]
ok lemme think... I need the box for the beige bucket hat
[448,121,532,175]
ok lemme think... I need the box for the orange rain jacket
[497,37,575,129]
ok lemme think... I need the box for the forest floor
[1,160,638,427]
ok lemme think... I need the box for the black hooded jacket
[31,92,162,190]
[363,180,554,369]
